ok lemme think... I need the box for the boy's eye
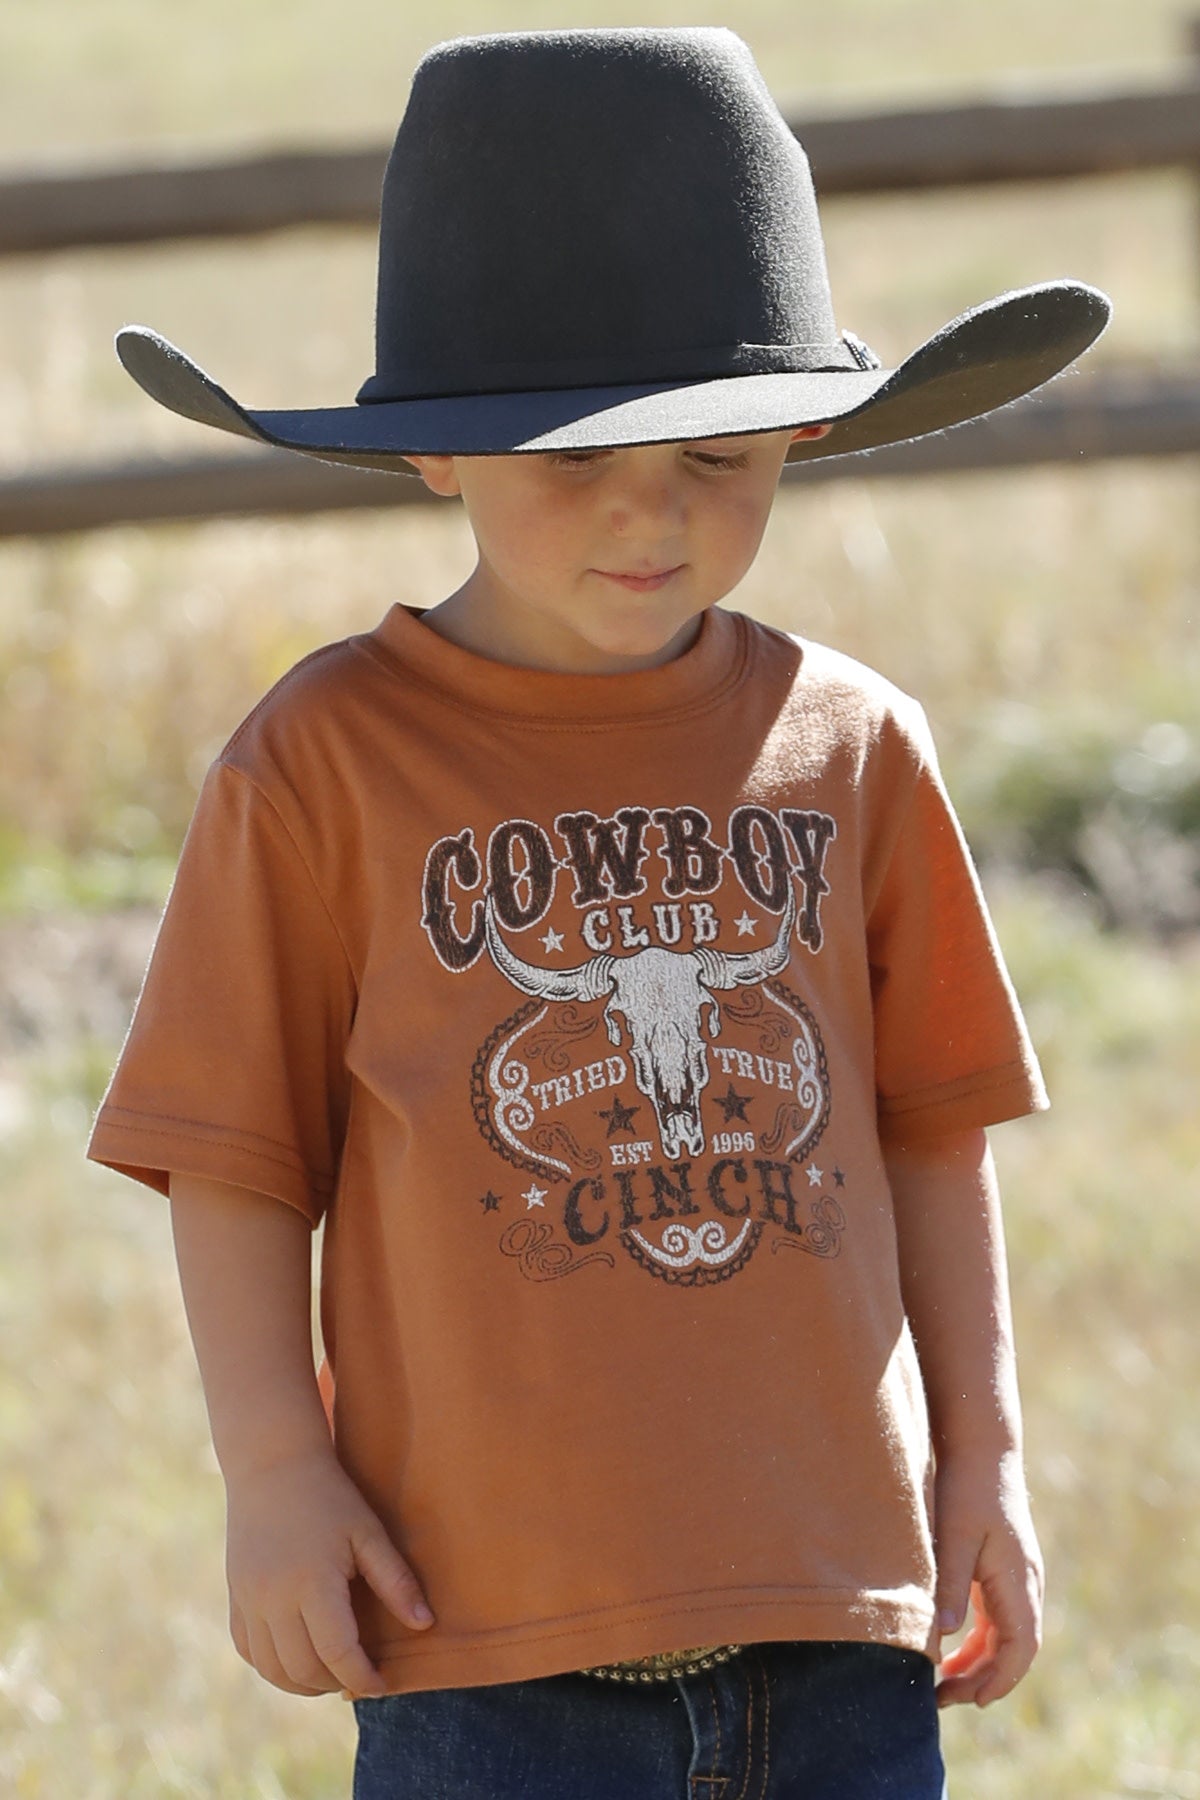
[545,448,750,471]
[690,451,751,470]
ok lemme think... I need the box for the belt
[577,1644,742,1682]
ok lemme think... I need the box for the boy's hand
[932,1450,1043,1708]
[224,1446,434,1699]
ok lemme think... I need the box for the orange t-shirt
[87,603,1046,1694]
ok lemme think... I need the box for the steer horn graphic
[484,888,795,1159]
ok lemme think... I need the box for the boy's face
[403,425,831,673]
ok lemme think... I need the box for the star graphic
[599,1095,640,1137]
[806,1164,824,1187]
[523,1184,548,1209]
[539,926,565,953]
[734,911,758,937]
[833,1168,846,1189]
[713,1083,753,1124]
[478,1190,502,1213]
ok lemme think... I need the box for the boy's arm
[169,1173,434,1698]
[883,1128,1044,1708]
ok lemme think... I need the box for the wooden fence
[2,30,1199,538]
[4,73,1200,256]
[2,369,1197,541]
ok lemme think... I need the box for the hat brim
[116,280,1109,475]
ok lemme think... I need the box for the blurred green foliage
[956,707,1200,936]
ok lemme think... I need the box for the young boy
[87,27,1111,1799]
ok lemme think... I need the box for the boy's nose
[607,471,688,537]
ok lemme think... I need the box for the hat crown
[358,28,849,402]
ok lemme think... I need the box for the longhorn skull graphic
[484,889,796,1159]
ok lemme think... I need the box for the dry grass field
[1,2,1199,1796]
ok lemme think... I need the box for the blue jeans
[353,1640,946,1799]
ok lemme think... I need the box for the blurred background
[1,3,1197,1796]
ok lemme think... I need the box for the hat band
[356,337,860,404]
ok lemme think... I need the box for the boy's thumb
[934,1541,977,1638]
[353,1520,435,1631]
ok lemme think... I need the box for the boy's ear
[789,423,834,442]
[400,453,462,496]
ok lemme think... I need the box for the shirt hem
[876,1060,1048,1140]
[86,1108,327,1224]
[364,1591,939,1695]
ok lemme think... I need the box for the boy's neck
[419,580,707,676]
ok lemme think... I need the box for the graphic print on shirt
[422,803,846,1285]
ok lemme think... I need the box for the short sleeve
[867,712,1048,1141]
[86,759,357,1224]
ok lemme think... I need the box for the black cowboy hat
[115,27,1111,472]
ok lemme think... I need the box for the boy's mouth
[594,565,684,591]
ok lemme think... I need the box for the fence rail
[2,369,1196,541]
[3,74,1200,256]
[3,37,1199,537]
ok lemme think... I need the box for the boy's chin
[576,607,708,671]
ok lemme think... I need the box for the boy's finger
[229,1598,251,1665]
[974,1553,1040,1668]
[969,1592,1037,1705]
[353,1521,435,1631]
[936,1667,994,1709]
[972,1657,1023,1707]
[936,1611,996,1708]
[300,1587,388,1699]
[937,1613,994,1679]
[940,1639,1027,1710]
[245,1614,330,1699]
[938,1564,1038,1708]
[271,1609,349,1695]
